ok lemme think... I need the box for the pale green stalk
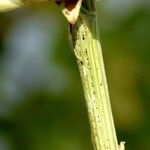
[69,1,125,150]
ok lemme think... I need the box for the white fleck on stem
[119,142,125,150]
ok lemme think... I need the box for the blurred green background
[0,0,150,150]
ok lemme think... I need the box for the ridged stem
[69,2,125,150]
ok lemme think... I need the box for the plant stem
[69,0,125,150]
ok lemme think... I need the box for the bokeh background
[0,0,150,150]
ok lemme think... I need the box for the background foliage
[0,0,150,149]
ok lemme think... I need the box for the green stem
[69,1,125,150]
